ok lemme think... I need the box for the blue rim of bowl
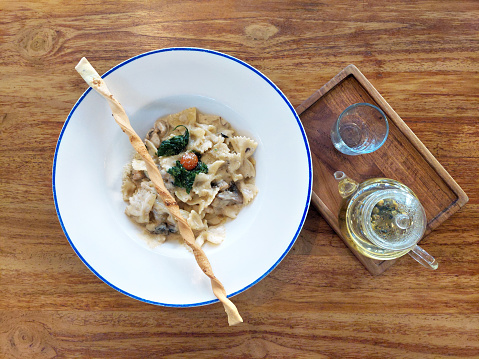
[333,102,389,154]
[52,47,312,307]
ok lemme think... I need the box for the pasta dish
[121,107,258,247]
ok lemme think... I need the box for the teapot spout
[334,171,359,198]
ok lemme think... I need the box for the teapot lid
[362,189,426,251]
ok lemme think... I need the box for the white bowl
[53,48,312,307]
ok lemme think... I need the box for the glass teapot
[335,171,438,270]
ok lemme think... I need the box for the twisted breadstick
[75,57,242,326]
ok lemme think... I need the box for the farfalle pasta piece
[192,172,213,194]
[237,158,256,179]
[188,127,213,153]
[226,152,243,173]
[207,160,226,177]
[211,142,231,159]
[229,136,258,159]
[125,186,156,224]
[237,180,259,205]
[165,107,197,128]
[187,210,207,232]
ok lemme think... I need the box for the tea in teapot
[335,171,438,269]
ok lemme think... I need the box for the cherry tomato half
[180,152,198,170]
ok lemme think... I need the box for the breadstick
[75,57,242,326]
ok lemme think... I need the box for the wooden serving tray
[296,65,468,275]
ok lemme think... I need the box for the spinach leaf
[157,125,189,156]
[167,160,208,194]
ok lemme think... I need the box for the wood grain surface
[1,1,478,358]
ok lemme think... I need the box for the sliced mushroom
[148,132,161,148]
[144,139,158,157]
[154,119,169,137]
[216,191,243,204]
[211,179,229,191]
[146,222,177,235]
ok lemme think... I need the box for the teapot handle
[408,245,438,270]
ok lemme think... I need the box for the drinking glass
[331,103,389,155]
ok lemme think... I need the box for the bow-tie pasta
[121,108,258,247]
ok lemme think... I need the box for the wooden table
[1,1,478,358]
